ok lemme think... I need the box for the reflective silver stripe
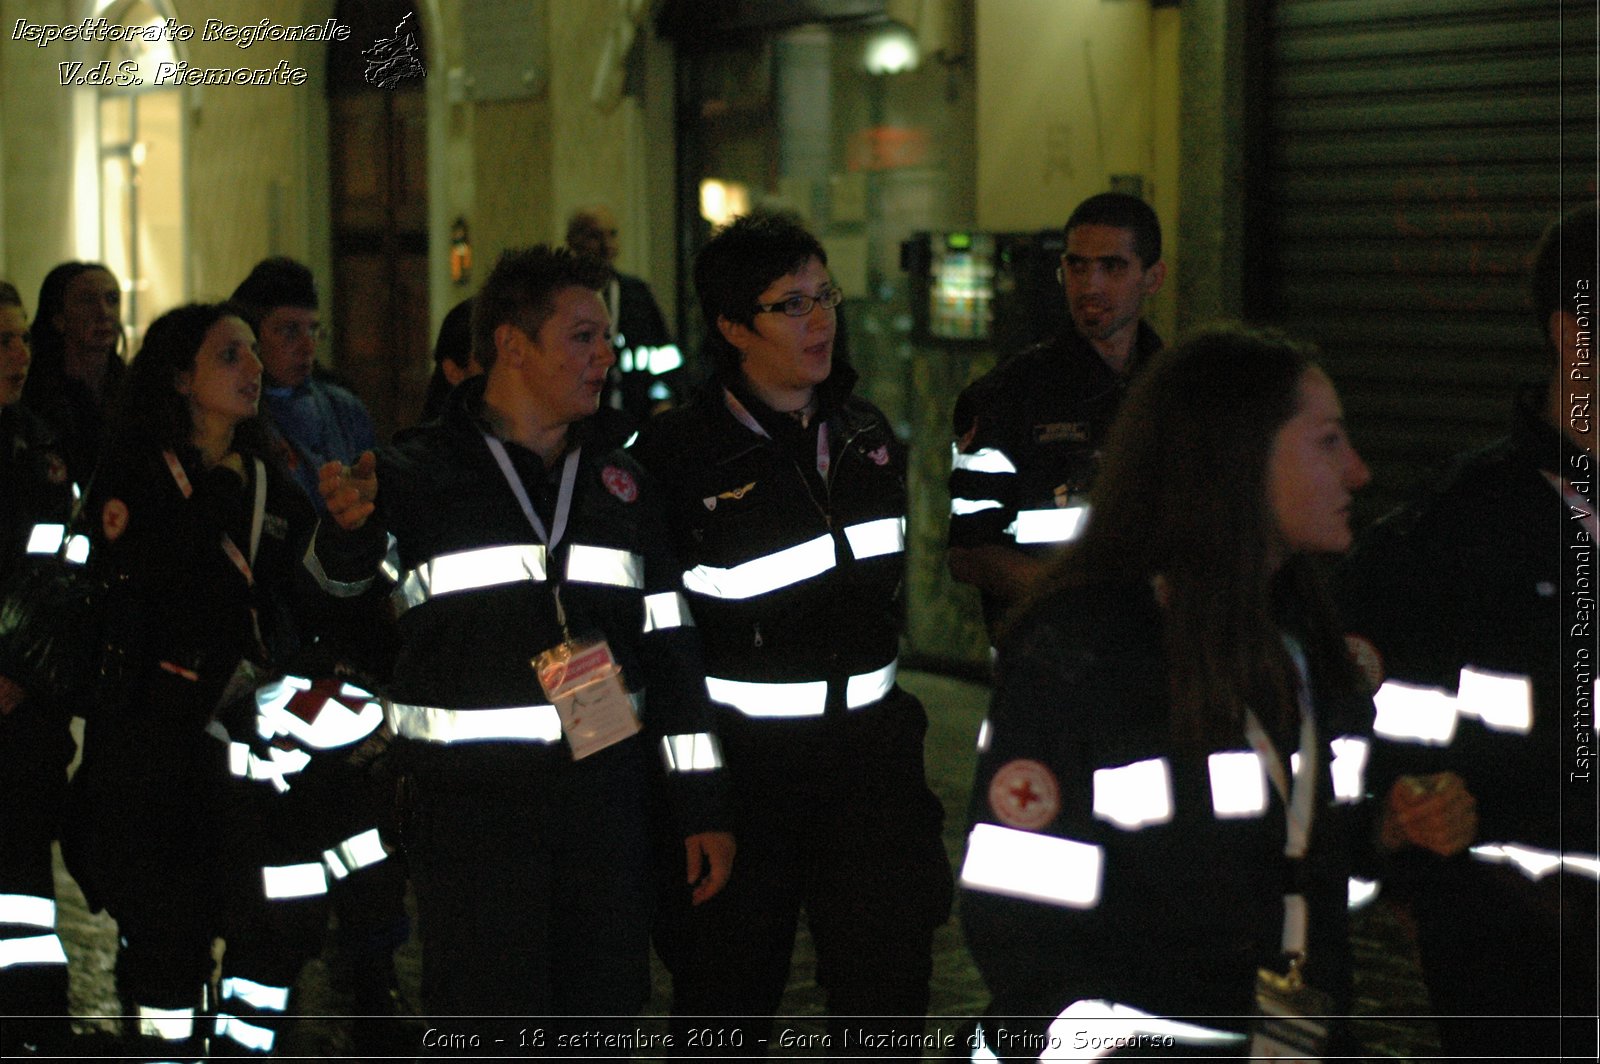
[304,532,375,598]
[227,740,309,792]
[635,343,684,374]
[1373,680,1458,746]
[394,544,548,613]
[215,1013,277,1052]
[379,533,402,583]
[1207,750,1269,818]
[950,444,1017,474]
[660,732,723,772]
[1456,666,1533,734]
[262,862,328,899]
[975,717,992,753]
[565,543,644,589]
[1046,1000,1244,1059]
[642,591,693,632]
[1329,735,1369,803]
[324,828,387,879]
[950,497,1003,516]
[24,523,90,563]
[683,533,835,600]
[707,660,897,718]
[388,701,564,744]
[0,893,56,928]
[1006,505,1089,545]
[255,675,384,751]
[1470,843,1600,882]
[959,822,1103,909]
[388,693,644,744]
[0,934,67,970]
[1348,877,1380,910]
[137,1005,196,1041]
[842,516,906,561]
[221,976,290,1013]
[1092,757,1173,829]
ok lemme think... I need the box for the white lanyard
[723,387,830,481]
[1243,636,1319,957]
[483,435,581,632]
[165,449,269,657]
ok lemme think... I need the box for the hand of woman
[1379,771,1478,857]
[319,451,378,531]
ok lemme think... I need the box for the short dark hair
[230,257,319,329]
[1531,202,1597,346]
[1064,193,1162,268]
[694,212,828,377]
[470,246,610,373]
[0,281,21,310]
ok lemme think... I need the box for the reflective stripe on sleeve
[303,535,375,598]
[1006,505,1089,545]
[1045,1000,1244,1059]
[707,660,897,718]
[137,1005,196,1042]
[261,862,329,900]
[255,675,384,751]
[215,1012,277,1053]
[642,591,694,633]
[660,732,723,772]
[975,717,992,753]
[0,894,56,929]
[959,822,1102,909]
[387,693,644,744]
[1208,750,1269,818]
[1092,757,1174,829]
[1471,843,1600,882]
[0,934,67,970]
[1456,666,1533,735]
[324,828,388,879]
[950,444,1018,474]
[220,976,291,1013]
[394,544,549,614]
[1328,736,1369,803]
[1348,877,1380,910]
[1372,681,1459,746]
[842,516,906,561]
[565,544,644,589]
[950,497,1003,516]
[25,523,90,563]
[683,533,836,600]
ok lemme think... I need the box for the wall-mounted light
[863,25,919,76]
[700,179,751,228]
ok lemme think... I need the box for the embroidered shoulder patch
[1344,634,1385,694]
[988,758,1061,830]
[602,465,638,503]
[43,453,68,485]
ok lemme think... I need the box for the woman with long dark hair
[23,262,127,483]
[958,325,1473,1059]
[67,302,318,1057]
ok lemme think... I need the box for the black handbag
[0,482,129,715]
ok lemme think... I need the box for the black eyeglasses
[753,287,844,317]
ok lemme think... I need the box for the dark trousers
[655,690,954,1058]
[405,737,653,1050]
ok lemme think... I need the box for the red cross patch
[602,465,638,503]
[44,453,68,485]
[988,758,1060,830]
[285,679,371,725]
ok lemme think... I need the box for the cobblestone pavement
[44,671,1441,1060]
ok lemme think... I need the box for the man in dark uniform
[947,193,1165,635]
[312,246,732,1039]
[1338,203,1599,1059]
[0,281,75,1056]
[632,213,952,1054]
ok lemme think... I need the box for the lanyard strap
[723,387,831,481]
[164,451,267,586]
[483,436,581,636]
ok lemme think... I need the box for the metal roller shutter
[1259,0,1597,518]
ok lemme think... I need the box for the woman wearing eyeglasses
[631,212,952,1056]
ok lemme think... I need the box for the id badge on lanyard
[484,435,640,759]
[1246,636,1330,1061]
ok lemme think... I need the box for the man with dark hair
[632,213,952,1053]
[1339,203,1598,1059]
[312,245,732,1031]
[232,257,376,506]
[566,205,682,427]
[947,192,1166,635]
